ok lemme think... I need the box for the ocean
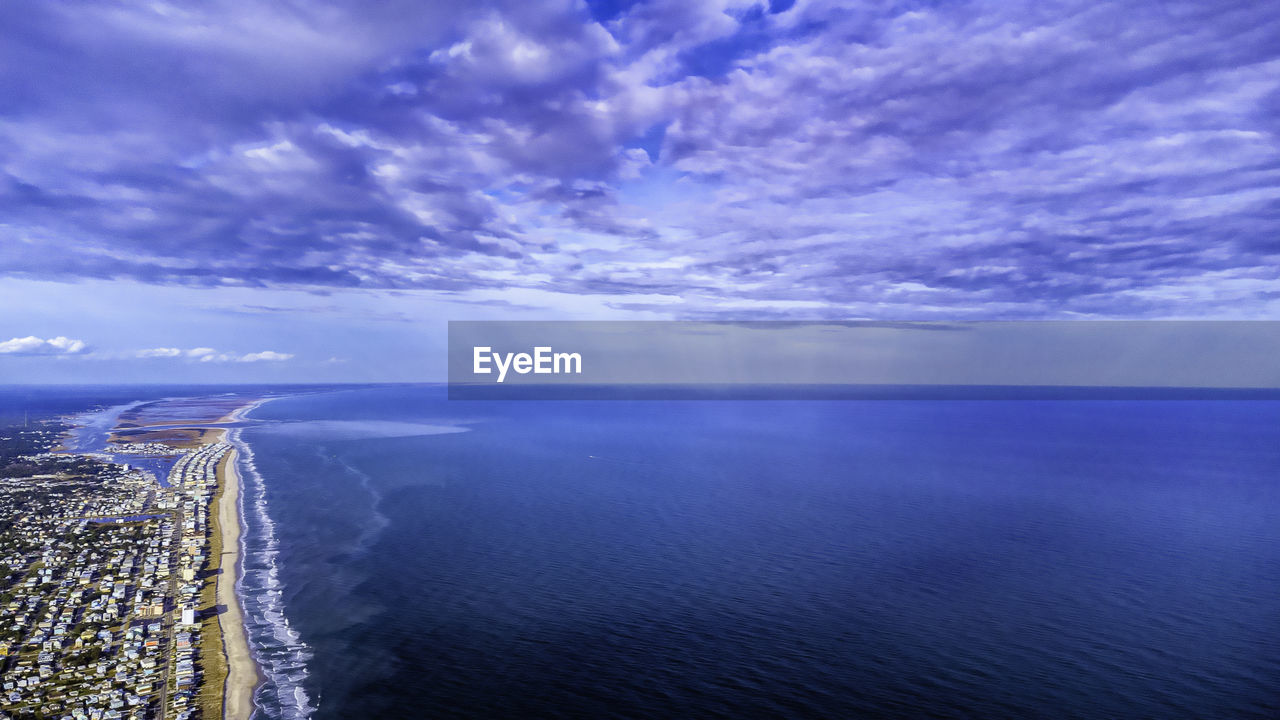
[231,386,1280,718]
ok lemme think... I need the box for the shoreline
[214,423,261,720]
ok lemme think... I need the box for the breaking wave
[230,417,318,720]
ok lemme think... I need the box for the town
[0,422,231,720]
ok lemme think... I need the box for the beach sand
[217,438,260,720]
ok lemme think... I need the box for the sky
[2,0,1279,382]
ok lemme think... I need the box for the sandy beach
[216,400,261,426]
[217,438,259,720]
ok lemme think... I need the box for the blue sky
[2,0,1279,382]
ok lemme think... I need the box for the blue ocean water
[233,386,1280,718]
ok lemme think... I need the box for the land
[106,397,251,452]
[194,455,226,720]
[214,451,255,720]
[107,430,216,452]
[0,399,262,720]
[115,400,248,434]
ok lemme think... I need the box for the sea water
[233,386,1280,718]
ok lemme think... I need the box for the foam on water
[326,448,391,555]
[231,420,318,720]
[254,419,469,441]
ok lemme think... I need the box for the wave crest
[231,425,319,720]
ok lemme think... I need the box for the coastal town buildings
[0,424,231,720]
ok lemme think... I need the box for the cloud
[0,335,88,355]
[237,350,293,362]
[0,1,1278,318]
[136,347,183,358]
[133,346,292,362]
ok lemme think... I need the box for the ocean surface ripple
[231,389,1280,719]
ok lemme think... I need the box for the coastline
[223,398,321,720]
[16,393,281,718]
[215,431,260,720]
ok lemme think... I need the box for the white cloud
[132,346,293,362]
[1,0,1277,321]
[238,350,294,362]
[0,335,88,355]
[136,347,183,358]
